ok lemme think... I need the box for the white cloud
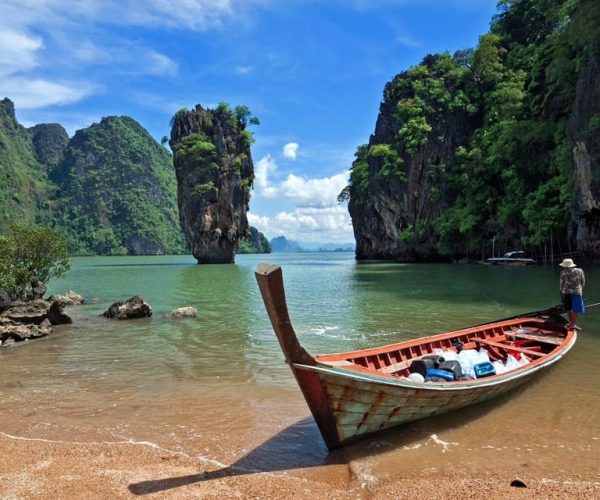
[282,142,299,160]
[248,206,354,243]
[255,154,279,198]
[145,50,179,76]
[0,29,42,77]
[1,0,257,33]
[0,78,100,110]
[279,171,349,208]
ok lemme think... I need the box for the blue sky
[1,0,498,244]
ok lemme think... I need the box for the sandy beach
[1,432,598,499]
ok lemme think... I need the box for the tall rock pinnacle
[170,103,256,263]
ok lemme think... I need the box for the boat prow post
[255,263,315,366]
[255,263,343,449]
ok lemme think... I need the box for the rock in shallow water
[49,290,85,306]
[168,307,198,319]
[102,296,152,320]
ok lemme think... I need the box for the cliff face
[170,104,254,263]
[0,98,50,229]
[52,116,185,255]
[346,0,600,261]
[348,54,476,261]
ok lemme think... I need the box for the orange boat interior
[315,318,570,381]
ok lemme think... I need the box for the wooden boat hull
[291,350,569,448]
[255,263,576,450]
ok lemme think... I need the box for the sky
[1,0,499,244]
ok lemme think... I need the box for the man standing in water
[559,258,585,329]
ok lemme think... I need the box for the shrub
[0,225,71,300]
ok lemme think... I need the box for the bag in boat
[438,360,462,379]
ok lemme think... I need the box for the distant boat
[255,263,576,450]
[486,251,537,266]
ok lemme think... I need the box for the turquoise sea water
[1,253,598,480]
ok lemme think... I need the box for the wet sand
[1,433,598,499]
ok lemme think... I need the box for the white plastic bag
[433,348,458,361]
[504,354,520,371]
[457,349,480,378]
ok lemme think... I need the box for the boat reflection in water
[255,263,576,450]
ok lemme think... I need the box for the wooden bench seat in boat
[473,338,544,357]
[506,331,563,346]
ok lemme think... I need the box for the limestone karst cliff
[0,99,186,255]
[170,104,255,263]
[344,0,600,262]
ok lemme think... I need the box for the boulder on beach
[49,290,85,306]
[102,296,152,320]
[168,307,198,319]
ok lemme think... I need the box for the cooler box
[473,362,496,378]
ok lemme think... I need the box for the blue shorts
[562,294,586,314]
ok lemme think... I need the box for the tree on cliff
[0,225,70,300]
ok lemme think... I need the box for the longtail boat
[255,263,577,450]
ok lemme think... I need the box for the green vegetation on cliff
[0,99,55,229]
[0,101,187,256]
[52,116,185,255]
[346,0,600,261]
[238,227,271,254]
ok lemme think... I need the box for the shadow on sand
[128,386,531,496]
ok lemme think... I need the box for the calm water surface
[1,253,599,482]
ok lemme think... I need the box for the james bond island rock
[170,103,257,263]
[102,296,152,320]
[343,0,600,262]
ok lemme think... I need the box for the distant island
[269,235,354,253]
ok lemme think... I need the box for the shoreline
[1,433,598,499]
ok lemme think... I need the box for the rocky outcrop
[346,0,600,262]
[0,299,72,347]
[29,123,69,170]
[49,290,85,306]
[3,299,72,325]
[102,296,152,319]
[0,318,52,346]
[168,307,198,319]
[170,104,255,263]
